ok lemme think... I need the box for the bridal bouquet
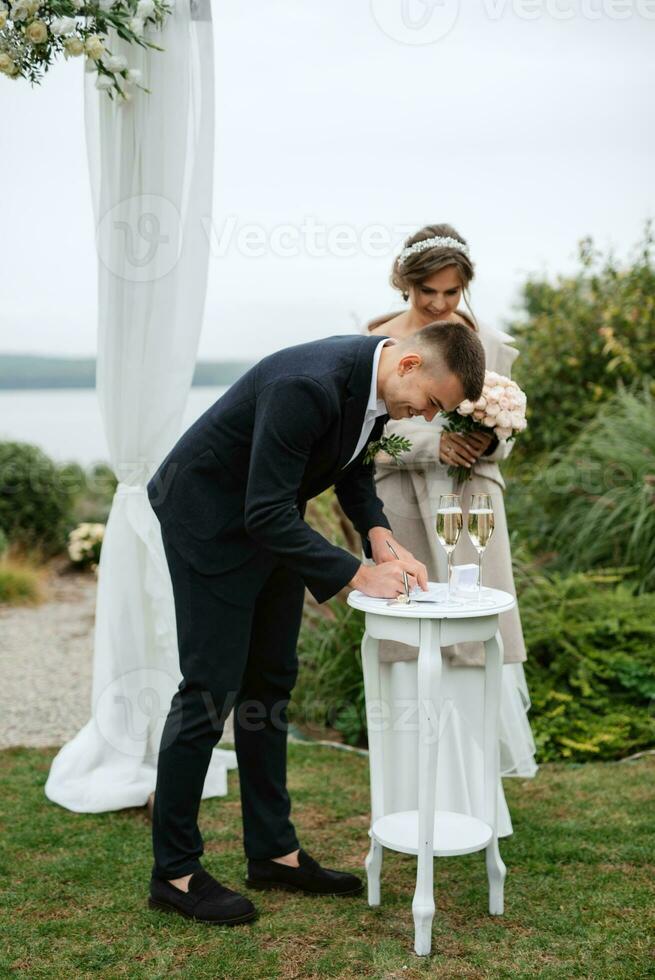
[441,371,528,482]
[0,0,172,100]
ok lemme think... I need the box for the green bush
[60,461,117,525]
[0,442,74,557]
[294,566,655,760]
[510,228,655,457]
[506,388,655,590]
[521,570,655,762]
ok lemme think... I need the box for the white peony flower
[51,15,77,34]
[456,399,475,416]
[63,36,85,57]
[136,0,155,17]
[494,426,513,440]
[126,67,142,83]
[0,10,7,27]
[85,34,105,58]
[0,51,15,73]
[95,72,114,89]
[9,0,30,22]
[103,53,127,72]
[128,15,144,34]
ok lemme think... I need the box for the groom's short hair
[398,321,486,402]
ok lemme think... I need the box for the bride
[365,223,537,836]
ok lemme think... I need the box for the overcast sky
[1,0,653,361]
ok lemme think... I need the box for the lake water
[0,387,228,467]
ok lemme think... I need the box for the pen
[386,539,410,600]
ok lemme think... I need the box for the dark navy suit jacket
[147,334,392,603]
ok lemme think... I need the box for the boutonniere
[364,434,413,466]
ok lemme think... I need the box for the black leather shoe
[149,868,257,925]
[245,848,363,896]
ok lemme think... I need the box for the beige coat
[372,320,527,667]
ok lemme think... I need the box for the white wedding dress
[378,657,537,837]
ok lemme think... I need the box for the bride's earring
[402,291,409,302]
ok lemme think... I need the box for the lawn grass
[0,746,653,979]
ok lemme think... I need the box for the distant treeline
[0,355,253,390]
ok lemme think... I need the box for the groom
[146,323,485,925]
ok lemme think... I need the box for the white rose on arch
[85,34,105,59]
[103,53,128,72]
[51,15,77,34]
[137,0,155,17]
[95,72,114,90]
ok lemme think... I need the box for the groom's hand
[351,527,428,596]
[368,528,423,571]
[349,559,427,598]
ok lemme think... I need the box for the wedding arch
[45,0,237,812]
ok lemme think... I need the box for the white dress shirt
[344,338,395,467]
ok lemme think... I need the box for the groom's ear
[397,353,422,376]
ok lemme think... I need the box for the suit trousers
[151,531,304,880]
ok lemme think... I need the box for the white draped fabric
[45,0,237,812]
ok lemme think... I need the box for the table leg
[362,630,384,906]
[412,618,441,956]
[483,629,506,915]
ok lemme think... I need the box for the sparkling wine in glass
[437,493,463,604]
[468,492,495,602]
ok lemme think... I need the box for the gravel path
[0,562,236,749]
[0,563,97,749]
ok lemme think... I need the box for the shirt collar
[368,338,395,417]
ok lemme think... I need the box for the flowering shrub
[67,521,104,571]
[0,0,171,101]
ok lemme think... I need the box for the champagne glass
[468,492,495,603]
[437,493,463,604]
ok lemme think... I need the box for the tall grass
[0,559,41,605]
[510,387,655,589]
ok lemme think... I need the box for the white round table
[347,584,515,957]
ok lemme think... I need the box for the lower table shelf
[371,810,493,857]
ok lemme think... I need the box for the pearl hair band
[397,235,470,266]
